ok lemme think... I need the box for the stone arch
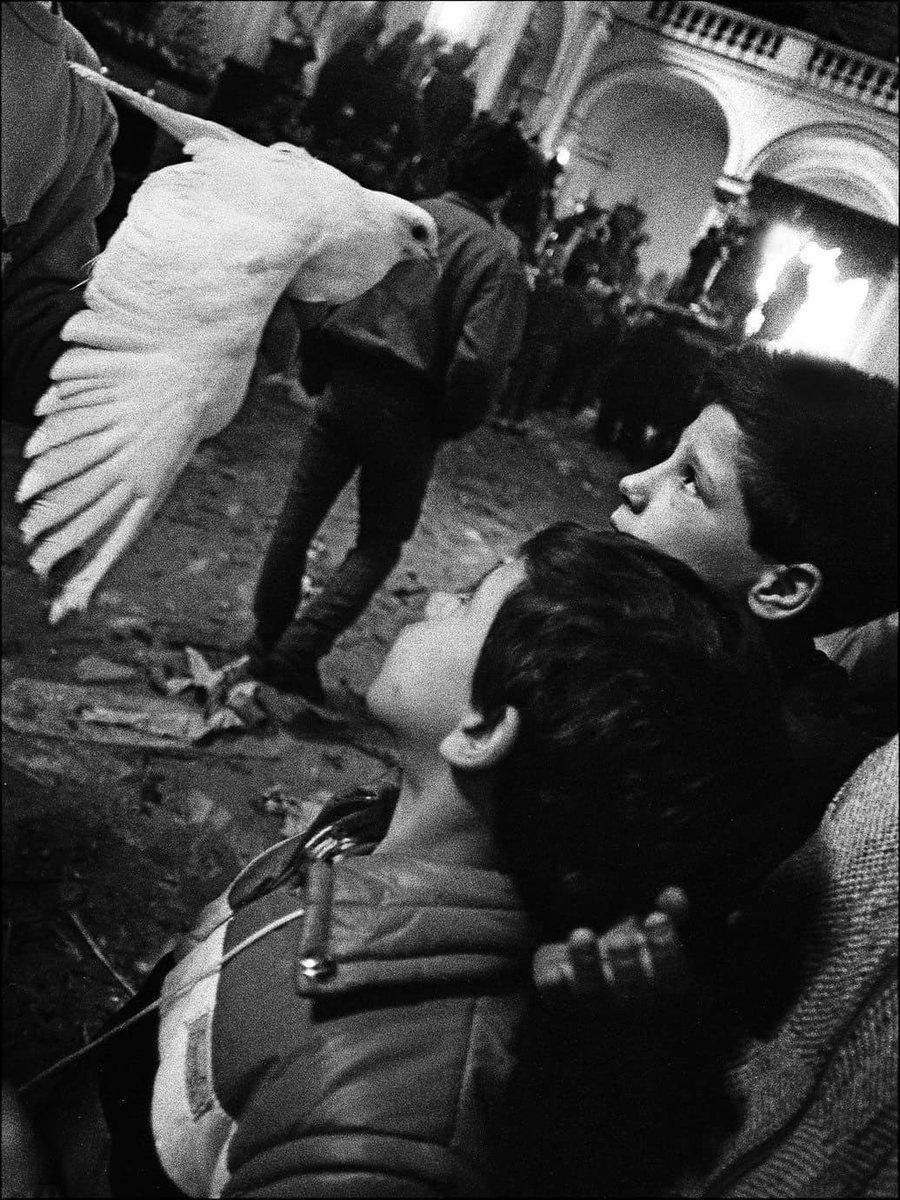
[568,59,740,172]
[748,124,899,223]
[561,60,733,283]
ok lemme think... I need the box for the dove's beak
[415,242,440,272]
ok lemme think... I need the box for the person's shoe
[250,653,327,708]
[244,634,270,676]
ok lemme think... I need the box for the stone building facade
[210,0,897,377]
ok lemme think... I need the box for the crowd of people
[2,2,898,1197]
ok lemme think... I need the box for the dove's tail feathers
[16,429,128,504]
[46,498,151,625]
[68,62,233,147]
[26,481,131,571]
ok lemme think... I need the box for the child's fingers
[566,927,608,995]
[653,886,690,924]
[532,941,577,1008]
[642,910,693,994]
[600,924,653,1002]
[534,902,694,1010]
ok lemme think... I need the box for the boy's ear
[440,706,520,771]
[747,562,823,622]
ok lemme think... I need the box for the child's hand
[532,887,693,1009]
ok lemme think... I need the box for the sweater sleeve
[1,81,117,421]
[437,257,528,440]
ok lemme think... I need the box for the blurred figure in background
[594,316,711,463]
[249,117,530,705]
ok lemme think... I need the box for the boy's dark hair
[446,116,531,202]
[472,524,794,939]
[695,344,898,636]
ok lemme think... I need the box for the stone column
[713,174,752,206]
[694,172,752,238]
[223,0,287,69]
[473,1,538,112]
[533,1,615,152]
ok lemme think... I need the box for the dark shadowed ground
[2,376,625,1088]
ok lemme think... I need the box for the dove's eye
[411,223,429,242]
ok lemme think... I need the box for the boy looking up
[35,526,797,1197]
[542,345,898,1001]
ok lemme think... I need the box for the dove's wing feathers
[20,64,437,623]
[17,138,304,623]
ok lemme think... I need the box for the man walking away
[249,116,530,704]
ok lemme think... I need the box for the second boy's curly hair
[472,524,795,938]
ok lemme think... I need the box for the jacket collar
[441,190,497,227]
[292,854,531,997]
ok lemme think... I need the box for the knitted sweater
[684,735,898,1198]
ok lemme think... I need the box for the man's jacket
[123,820,533,1197]
[1,0,117,421]
[685,735,898,1198]
[301,192,528,439]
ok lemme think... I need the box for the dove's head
[385,192,440,266]
[279,162,440,305]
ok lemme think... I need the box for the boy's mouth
[609,507,628,533]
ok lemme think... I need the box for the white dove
[17,63,438,624]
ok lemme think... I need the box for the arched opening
[745,126,898,377]
[749,124,898,223]
[560,69,731,291]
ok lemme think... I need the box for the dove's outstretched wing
[16,66,436,624]
[17,141,305,624]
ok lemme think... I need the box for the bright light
[555,146,571,167]
[774,242,870,358]
[428,2,477,38]
[746,226,870,359]
[744,223,810,336]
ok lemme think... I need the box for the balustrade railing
[644,0,898,115]
[647,1,783,64]
[805,43,898,113]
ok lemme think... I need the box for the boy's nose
[618,470,649,512]
[424,591,456,621]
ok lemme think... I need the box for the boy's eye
[680,466,701,497]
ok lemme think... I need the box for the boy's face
[611,404,772,598]
[367,560,527,746]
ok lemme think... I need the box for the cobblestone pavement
[1,376,626,1085]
